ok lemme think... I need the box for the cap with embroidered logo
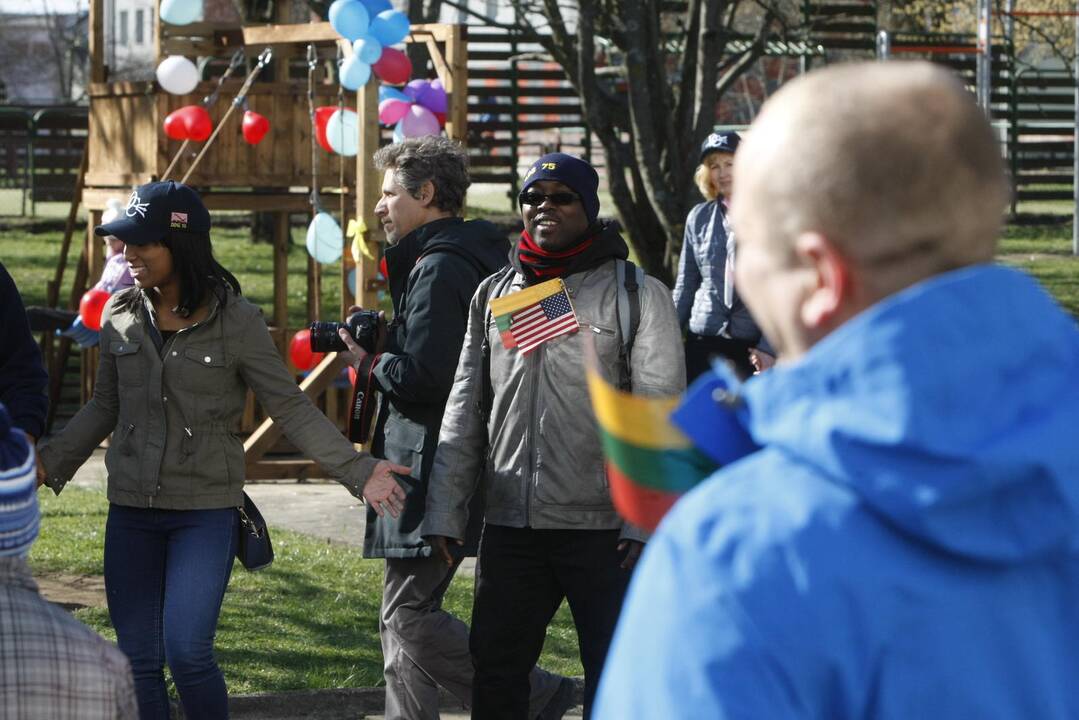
[94,180,212,246]
[699,131,741,162]
[520,153,600,224]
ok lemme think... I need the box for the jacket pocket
[182,346,234,396]
[382,417,426,478]
[110,341,144,386]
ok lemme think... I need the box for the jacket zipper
[153,319,202,504]
[525,341,543,526]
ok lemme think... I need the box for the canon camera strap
[347,353,380,443]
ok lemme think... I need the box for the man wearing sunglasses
[424,153,685,718]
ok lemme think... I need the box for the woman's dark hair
[115,231,241,317]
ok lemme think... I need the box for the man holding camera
[336,137,572,720]
[423,153,685,718]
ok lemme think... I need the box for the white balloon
[160,0,203,25]
[155,56,199,95]
[325,108,359,157]
[306,212,343,264]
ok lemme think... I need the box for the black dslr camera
[309,310,383,354]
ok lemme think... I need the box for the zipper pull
[180,427,193,463]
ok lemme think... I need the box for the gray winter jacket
[422,259,686,543]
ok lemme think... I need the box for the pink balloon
[372,47,412,86]
[400,104,440,138]
[378,98,411,125]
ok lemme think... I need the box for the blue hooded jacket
[596,264,1079,719]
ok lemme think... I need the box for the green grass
[2,224,352,332]
[998,222,1079,318]
[30,486,583,693]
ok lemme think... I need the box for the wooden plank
[242,21,342,45]
[83,188,316,211]
[90,0,105,83]
[444,24,469,142]
[273,212,290,354]
[49,149,88,308]
[356,80,382,314]
[243,352,345,463]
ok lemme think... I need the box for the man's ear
[418,180,436,208]
[793,232,853,331]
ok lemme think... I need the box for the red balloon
[79,289,111,332]
[433,111,446,127]
[289,329,325,372]
[179,105,213,142]
[242,110,270,145]
[163,109,189,140]
[314,106,337,153]
[372,47,413,86]
[347,365,357,386]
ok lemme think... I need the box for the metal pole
[876,30,891,61]
[1073,0,1079,255]
[977,0,992,117]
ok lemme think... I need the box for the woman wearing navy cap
[37,181,409,720]
[673,131,774,381]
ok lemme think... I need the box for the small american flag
[491,278,580,354]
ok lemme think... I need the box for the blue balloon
[379,85,412,104]
[306,212,343,265]
[360,0,393,15]
[353,36,383,65]
[340,55,372,91]
[160,0,202,24]
[393,119,406,144]
[369,10,411,47]
[329,0,370,42]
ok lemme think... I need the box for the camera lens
[309,321,347,353]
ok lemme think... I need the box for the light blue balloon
[340,55,372,91]
[353,36,383,65]
[325,109,359,156]
[306,212,343,265]
[347,267,358,296]
[328,0,370,42]
[393,119,405,144]
[379,85,411,104]
[160,0,202,25]
[360,0,393,15]
[369,10,410,47]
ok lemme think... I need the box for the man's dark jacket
[364,217,507,558]
[0,261,48,439]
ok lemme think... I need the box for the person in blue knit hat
[0,401,138,717]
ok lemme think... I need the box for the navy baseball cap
[95,181,211,246]
[699,131,741,162]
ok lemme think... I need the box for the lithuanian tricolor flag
[586,356,718,531]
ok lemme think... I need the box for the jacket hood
[741,264,1079,564]
[405,217,509,277]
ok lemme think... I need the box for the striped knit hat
[0,402,39,558]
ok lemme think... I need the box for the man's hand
[35,453,47,489]
[337,306,387,369]
[617,540,645,570]
[363,460,410,518]
[749,348,776,374]
[428,535,463,567]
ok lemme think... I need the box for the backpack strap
[615,259,644,390]
[479,266,517,420]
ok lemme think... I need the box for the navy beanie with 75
[520,153,601,224]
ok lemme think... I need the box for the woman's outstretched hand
[363,460,410,518]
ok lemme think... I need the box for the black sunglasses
[518,190,580,207]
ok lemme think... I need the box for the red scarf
[517,229,595,280]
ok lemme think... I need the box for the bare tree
[445,0,802,281]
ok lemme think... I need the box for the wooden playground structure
[47,0,468,478]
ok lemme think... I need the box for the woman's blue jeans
[104,503,238,720]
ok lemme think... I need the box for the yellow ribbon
[346,218,374,260]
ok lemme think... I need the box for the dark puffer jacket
[364,217,509,559]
